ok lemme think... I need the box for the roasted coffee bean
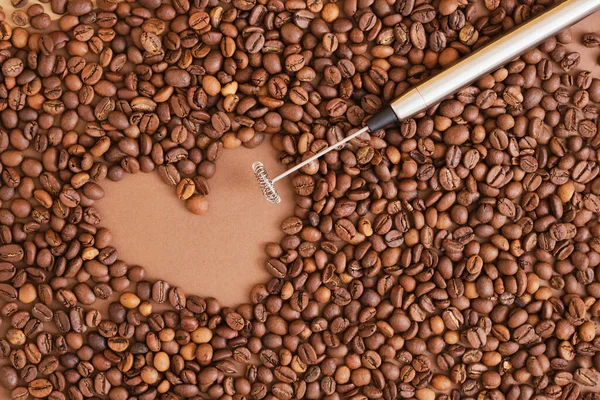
[0,365,18,389]
[28,379,53,398]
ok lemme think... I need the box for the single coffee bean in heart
[0,0,600,399]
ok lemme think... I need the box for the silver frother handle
[368,0,600,131]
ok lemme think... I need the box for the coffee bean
[186,194,209,215]
[0,245,24,262]
[0,366,18,389]
[0,263,16,282]
[225,312,245,331]
[28,379,53,398]
[0,284,18,302]
[168,287,186,310]
[574,368,598,387]
[266,259,287,278]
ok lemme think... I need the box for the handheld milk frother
[253,0,600,204]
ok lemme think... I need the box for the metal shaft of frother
[272,126,370,184]
[254,0,600,204]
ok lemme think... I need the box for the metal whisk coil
[252,162,280,205]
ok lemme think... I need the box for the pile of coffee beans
[0,0,600,399]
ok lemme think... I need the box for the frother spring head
[252,162,281,205]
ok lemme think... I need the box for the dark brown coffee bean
[168,287,186,310]
[0,366,18,389]
[0,245,24,262]
[225,312,245,331]
[266,259,287,278]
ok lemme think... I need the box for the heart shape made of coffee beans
[1,0,600,399]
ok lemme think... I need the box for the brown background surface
[0,2,598,308]
[98,146,294,307]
